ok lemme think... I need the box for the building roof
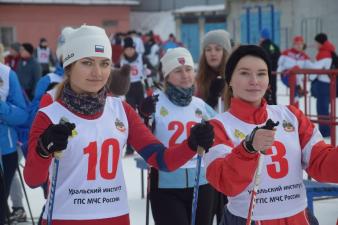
[0,0,139,5]
[173,4,226,15]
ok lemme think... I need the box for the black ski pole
[145,168,150,225]
[0,163,11,225]
[144,114,151,225]
[17,165,35,225]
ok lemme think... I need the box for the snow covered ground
[10,78,338,225]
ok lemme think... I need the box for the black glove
[188,121,214,152]
[37,122,76,158]
[206,76,226,108]
[209,76,226,97]
[139,94,159,118]
[244,119,279,153]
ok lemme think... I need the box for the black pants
[150,184,214,225]
[1,151,19,224]
[316,80,330,137]
[2,152,18,199]
[209,187,227,225]
[0,164,6,224]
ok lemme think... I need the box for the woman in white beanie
[23,25,214,225]
[195,29,232,111]
[195,29,232,225]
[139,47,216,225]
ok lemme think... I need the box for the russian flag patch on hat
[95,45,104,53]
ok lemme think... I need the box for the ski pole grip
[53,117,72,159]
[261,119,279,130]
[196,119,207,156]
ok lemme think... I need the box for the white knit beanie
[56,27,75,61]
[160,47,194,78]
[62,25,112,68]
[202,29,232,53]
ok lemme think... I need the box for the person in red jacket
[311,33,336,137]
[277,35,312,108]
[23,24,214,225]
[204,45,338,225]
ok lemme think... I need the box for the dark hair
[225,45,271,85]
[123,37,135,49]
[314,33,328,44]
[21,43,34,55]
[40,37,47,43]
[223,45,271,109]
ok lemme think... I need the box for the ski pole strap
[244,127,259,153]
[244,119,279,153]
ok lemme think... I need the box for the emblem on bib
[282,120,295,132]
[115,118,126,132]
[160,106,169,117]
[195,108,203,119]
[234,129,245,140]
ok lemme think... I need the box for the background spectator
[161,33,183,56]
[17,43,42,100]
[34,38,55,76]
[311,33,336,137]
[259,28,281,105]
[277,35,312,108]
[0,62,28,225]
[5,42,21,71]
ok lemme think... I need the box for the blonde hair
[54,64,72,100]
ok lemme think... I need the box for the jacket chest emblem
[234,129,246,140]
[160,106,169,117]
[283,120,295,132]
[115,118,126,132]
[195,108,203,119]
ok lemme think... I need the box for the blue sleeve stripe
[138,143,169,172]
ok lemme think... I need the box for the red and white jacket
[24,94,195,225]
[204,98,338,224]
[311,40,336,83]
[277,48,312,73]
[277,48,312,85]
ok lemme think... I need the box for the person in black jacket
[195,30,232,113]
[259,28,281,105]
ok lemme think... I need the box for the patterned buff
[61,83,107,115]
[164,82,194,107]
